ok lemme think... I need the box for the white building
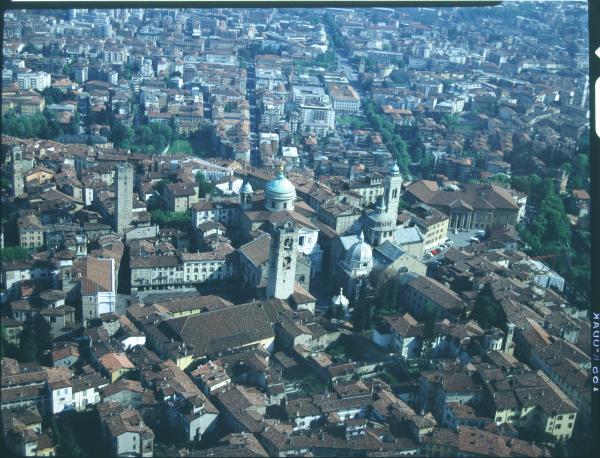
[48,375,108,414]
[17,71,51,91]
[299,102,335,137]
[330,84,361,114]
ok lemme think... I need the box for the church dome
[240,181,253,194]
[344,231,373,270]
[266,169,296,201]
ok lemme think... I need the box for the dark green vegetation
[363,100,410,177]
[129,124,173,154]
[41,87,77,105]
[512,174,589,304]
[1,316,53,364]
[150,209,191,232]
[1,246,35,262]
[54,411,106,457]
[188,125,213,157]
[195,172,217,198]
[335,115,367,130]
[469,283,506,330]
[2,109,73,139]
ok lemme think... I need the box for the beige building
[402,274,465,321]
[127,301,275,370]
[479,365,578,442]
[17,215,44,248]
[406,204,449,252]
[404,180,520,230]
[2,92,45,117]
[99,403,154,457]
[330,84,361,114]
[130,245,235,293]
[162,182,200,212]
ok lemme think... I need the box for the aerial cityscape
[0,3,592,457]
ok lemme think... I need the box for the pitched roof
[74,257,113,295]
[162,302,274,358]
[239,233,271,267]
[99,352,134,372]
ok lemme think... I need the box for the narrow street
[246,62,261,167]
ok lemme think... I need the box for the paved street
[422,228,483,264]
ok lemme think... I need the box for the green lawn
[168,139,194,155]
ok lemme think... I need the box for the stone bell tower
[11,146,24,198]
[266,220,299,300]
[384,162,402,220]
[114,163,133,235]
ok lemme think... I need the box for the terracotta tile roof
[161,302,274,359]
[239,233,271,267]
[74,257,113,295]
[99,352,134,372]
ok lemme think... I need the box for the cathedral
[235,165,323,300]
[335,162,407,302]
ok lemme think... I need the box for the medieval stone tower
[114,163,133,235]
[503,322,515,355]
[384,162,402,220]
[11,146,24,198]
[266,220,299,300]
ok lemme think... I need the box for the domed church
[333,162,404,302]
[237,165,323,294]
[338,230,374,300]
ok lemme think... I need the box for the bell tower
[11,146,24,197]
[266,220,299,300]
[384,162,402,220]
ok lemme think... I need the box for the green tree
[21,43,41,54]
[2,246,33,262]
[418,303,439,367]
[18,327,38,362]
[109,120,132,149]
[189,124,213,157]
[150,209,191,232]
[31,316,52,362]
[470,283,506,330]
[195,172,216,198]
[68,112,81,135]
[568,153,589,191]
[41,87,66,105]
[62,64,76,81]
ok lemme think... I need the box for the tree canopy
[470,283,506,330]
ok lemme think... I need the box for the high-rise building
[114,163,133,235]
[266,220,299,300]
